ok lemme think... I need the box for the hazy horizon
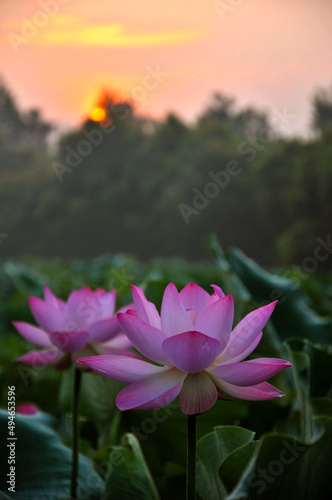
[1,0,332,137]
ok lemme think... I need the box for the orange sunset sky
[1,0,332,136]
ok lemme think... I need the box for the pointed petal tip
[43,285,55,295]
[130,285,145,300]
[210,284,225,297]
[209,357,292,386]
[161,283,193,336]
[257,300,278,314]
[76,357,102,372]
[179,282,205,294]
[15,348,63,366]
[116,395,129,411]
[12,321,52,347]
[184,282,201,289]
[76,357,89,365]
[165,282,177,291]
[77,355,112,363]
[267,359,292,369]
[76,356,99,368]
[117,310,137,322]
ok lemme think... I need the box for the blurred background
[0,0,331,266]
[1,4,332,498]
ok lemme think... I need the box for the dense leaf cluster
[0,243,331,498]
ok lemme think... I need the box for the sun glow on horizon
[90,107,107,122]
[0,0,331,136]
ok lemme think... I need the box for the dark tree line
[1,80,332,268]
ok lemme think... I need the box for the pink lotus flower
[17,402,39,415]
[78,283,291,414]
[14,286,134,370]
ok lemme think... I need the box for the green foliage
[59,367,124,448]
[1,77,332,499]
[0,411,103,499]
[196,426,256,500]
[0,244,331,498]
[102,433,160,500]
[226,247,331,344]
[312,85,332,133]
[1,81,332,266]
[220,419,332,500]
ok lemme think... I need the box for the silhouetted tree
[312,86,332,133]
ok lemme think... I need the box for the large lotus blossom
[78,283,291,414]
[14,286,134,370]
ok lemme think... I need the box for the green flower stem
[187,414,197,500]
[70,368,82,499]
